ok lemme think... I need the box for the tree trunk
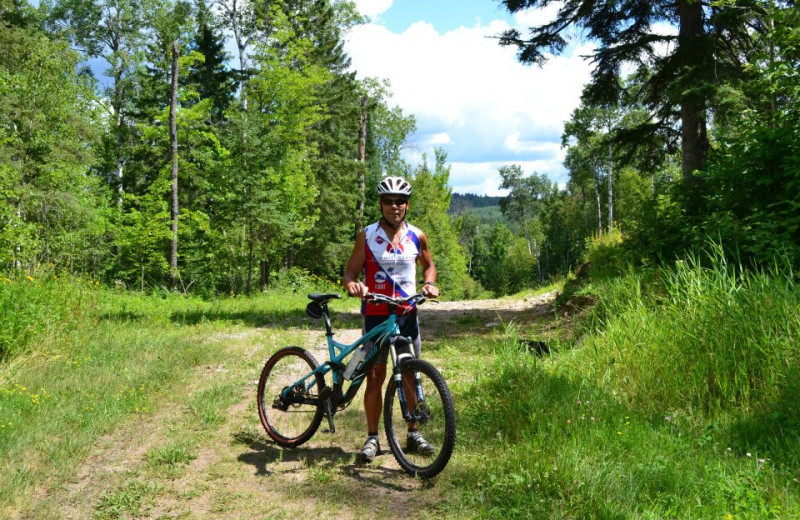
[607,138,613,233]
[169,42,180,289]
[259,260,267,290]
[677,0,709,186]
[357,96,367,232]
[246,239,253,295]
[523,219,532,255]
[593,169,602,236]
[114,71,125,205]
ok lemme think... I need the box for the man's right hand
[346,281,369,298]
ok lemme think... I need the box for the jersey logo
[386,242,405,254]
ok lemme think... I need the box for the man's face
[380,196,409,226]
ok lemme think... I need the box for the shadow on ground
[235,432,421,492]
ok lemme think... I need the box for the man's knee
[366,363,387,388]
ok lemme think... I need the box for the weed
[95,479,162,519]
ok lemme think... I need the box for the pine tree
[497,0,763,212]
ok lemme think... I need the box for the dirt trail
[29,291,557,520]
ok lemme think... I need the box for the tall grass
[0,273,94,360]
[568,245,800,417]
[448,245,800,518]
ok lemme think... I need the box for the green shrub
[0,274,92,360]
[565,244,800,416]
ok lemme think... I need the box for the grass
[2,251,800,518]
[0,274,340,516]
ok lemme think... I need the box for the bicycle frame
[278,296,425,431]
[279,308,399,405]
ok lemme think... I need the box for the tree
[210,0,261,108]
[408,149,470,298]
[1,1,107,274]
[169,41,179,287]
[186,0,235,123]
[497,0,763,210]
[562,88,628,234]
[43,0,155,202]
[499,165,552,282]
[223,7,327,293]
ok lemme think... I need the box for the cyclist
[342,176,440,463]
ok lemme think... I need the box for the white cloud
[429,133,453,145]
[352,0,394,19]
[449,159,569,197]
[512,1,565,28]
[345,18,593,194]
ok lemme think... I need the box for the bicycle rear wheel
[383,359,456,478]
[257,346,325,448]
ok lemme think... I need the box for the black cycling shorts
[363,313,421,364]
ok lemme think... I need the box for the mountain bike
[256,292,456,479]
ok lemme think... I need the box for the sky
[346,0,595,196]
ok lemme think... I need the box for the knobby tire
[257,346,325,448]
[383,359,456,478]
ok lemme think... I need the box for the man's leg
[358,362,386,462]
[364,362,387,432]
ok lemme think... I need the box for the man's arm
[343,230,369,298]
[417,232,440,298]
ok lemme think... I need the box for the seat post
[322,304,333,336]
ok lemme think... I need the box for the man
[342,176,440,463]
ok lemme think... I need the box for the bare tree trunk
[14,209,22,270]
[169,42,180,289]
[357,96,367,232]
[523,219,532,255]
[593,169,602,236]
[259,260,267,290]
[246,239,253,295]
[114,77,125,205]
[607,139,613,233]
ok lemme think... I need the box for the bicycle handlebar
[364,292,430,307]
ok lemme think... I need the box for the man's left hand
[422,283,439,298]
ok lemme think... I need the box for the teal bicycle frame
[278,295,424,433]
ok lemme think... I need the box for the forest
[2,0,799,301]
[3,1,800,517]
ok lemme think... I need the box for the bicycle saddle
[307,293,342,304]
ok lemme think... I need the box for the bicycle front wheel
[257,346,325,448]
[383,359,456,478]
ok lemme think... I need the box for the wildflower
[665,416,671,421]
[567,420,572,425]
[746,452,752,457]
[26,275,34,282]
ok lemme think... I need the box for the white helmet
[376,176,412,197]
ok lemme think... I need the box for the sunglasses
[381,198,408,206]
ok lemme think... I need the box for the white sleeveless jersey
[363,221,422,315]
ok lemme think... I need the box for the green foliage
[95,480,163,519]
[700,116,800,268]
[584,228,628,279]
[408,149,471,298]
[0,18,107,275]
[0,274,91,360]
[569,244,800,417]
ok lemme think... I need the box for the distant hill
[449,193,507,227]
[449,193,503,214]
